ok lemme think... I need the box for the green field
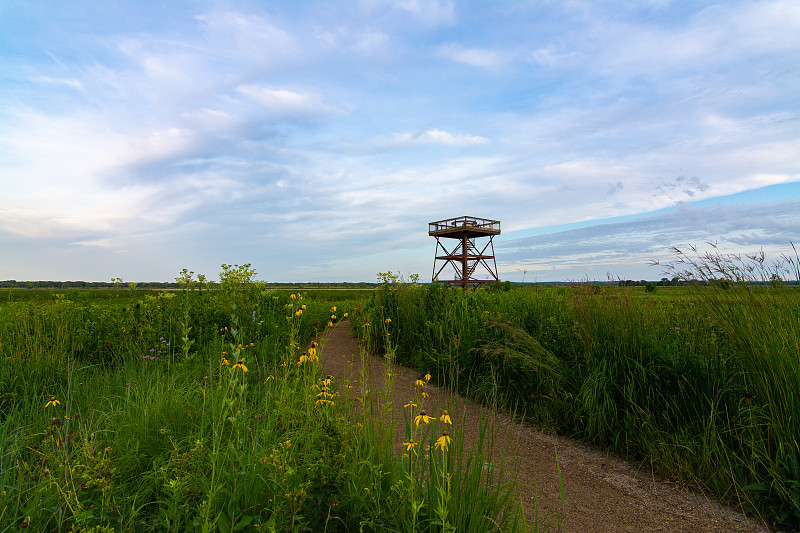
[2,252,799,531]
[0,271,526,532]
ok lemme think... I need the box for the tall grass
[0,269,529,531]
[359,253,799,530]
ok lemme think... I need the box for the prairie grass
[360,249,800,530]
[0,268,530,532]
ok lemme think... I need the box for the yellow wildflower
[435,432,451,451]
[328,321,333,327]
[415,378,426,387]
[295,309,303,316]
[404,440,418,452]
[302,304,306,310]
[343,312,348,318]
[331,306,337,312]
[439,411,452,425]
[422,391,429,398]
[290,293,297,300]
[266,375,275,382]
[403,401,417,409]
[385,317,391,323]
[331,314,337,320]
[45,397,60,408]
[425,373,431,381]
[222,357,230,366]
[414,411,432,427]
[232,360,248,372]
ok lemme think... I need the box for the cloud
[391,129,489,147]
[437,43,505,67]
[29,76,85,91]
[497,197,800,280]
[236,85,337,118]
[393,0,455,26]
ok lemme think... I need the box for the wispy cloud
[391,129,489,147]
[236,85,337,118]
[0,1,797,282]
[393,0,455,26]
[437,44,505,67]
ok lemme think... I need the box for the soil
[316,321,773,533]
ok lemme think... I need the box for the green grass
[358,256,800,530]
[0,277,531,532]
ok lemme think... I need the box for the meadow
[0,267,526,532]
[358,246,800,530]
[2,246,799,531]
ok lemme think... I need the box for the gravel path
[317,321,771,533]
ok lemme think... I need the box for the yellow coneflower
[385,317,391,323]
[232,360,248,372]
[415,378,426,387]
[311,341,319,348]
[222,357,230,366]
[266,375,275,382]
[403,401,417,409]
[343,312,349,318]
[422,391,429,398]
[328,321,333,327]
[295,309,303,316]
[301,304,306,310]
[414,411,432,427]
[439,411,452,425]
[45,396,60,408]
[290,293,297,300]
[331,306,337,312]
[298,354,309,365]
[435,431,451,451]
[425,373,431,381]
[404,440,418,452]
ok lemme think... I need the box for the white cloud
[236,85,337,117]
[392,129,489,147]
[29,76,85,91]
[437,43,504,67]
[393,0,455,26]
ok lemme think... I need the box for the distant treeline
[0,280,380,290]
[2,279,793,290]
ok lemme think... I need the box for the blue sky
[1,1,798,283]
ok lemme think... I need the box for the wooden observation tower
[428,216,501,289]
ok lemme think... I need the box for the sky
[1,0,799,283]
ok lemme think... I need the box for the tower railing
[428,216,500,235]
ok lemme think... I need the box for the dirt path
[316,321,771,533]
